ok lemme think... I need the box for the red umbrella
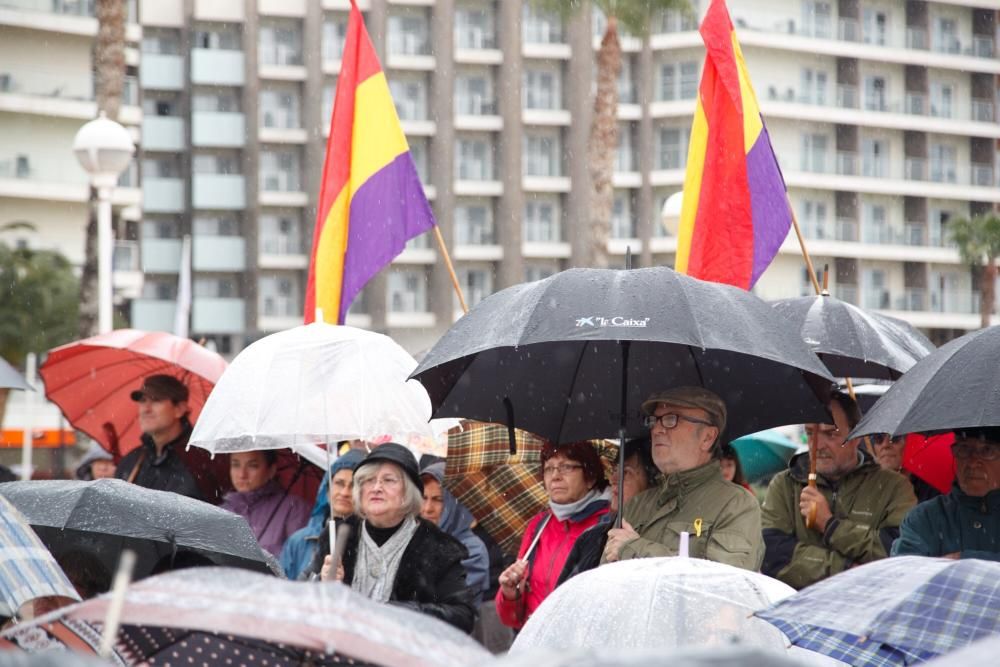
[40,329,227,454]
[904,432,955,495]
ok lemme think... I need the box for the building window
[933,17,960,54]
[142,218,182,239]
[929,143,958,183]
[194,27,241,50]
[455,137,493,181]
[259,20,303,66]
[455,72,494,115]
[618,58,636,104]
[455,6,495,50]
[260,213,305,255]
[862,8,888,46]
[260,88,301,129]
[322,79,337,122]
[388,12,431,56]
[801,133,829,173]
[657,127,690,170]
[260,150,302,191]
[388,269,428,313]
[802,200,829,239]
[459,268,493,308]
[194,277,240,298]
[523,134,561,178]
[524,199,560,242]
[658,61,699,101]
[454,203,494,245]
[800,68,828,105]
[523,68,561,110]
[389,76,428,121]
[522,4,563,44]
[864,76,887,112]
[802,0,832,38]
[611,191,637,239]
[616,124,636,172]
[192,153,240,175]
[142,278,178,300]
[193,214,240,236]
[409,138,429,182]
[525,265,557,282]
[143,157,181,178]
[323,15,348,62]
[660,5,698,33]
[862,138,888,178]
[141,33,181,55]
[259,273,302,317]
[930,82,953,118]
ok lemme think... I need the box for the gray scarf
[549,488,611,522]
[351,518,419,603]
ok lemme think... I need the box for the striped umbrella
[0,495,80,618]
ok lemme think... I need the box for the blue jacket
[439,486,491,600]
[892,485,1000,561]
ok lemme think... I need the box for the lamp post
[660,190,684,237]
[73,112,135,334]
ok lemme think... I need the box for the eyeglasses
[951,442,1000,462]
[542,463,584,477]
[359,475,403,488]
[643,413,714,430]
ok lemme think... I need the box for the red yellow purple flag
[304,0,435,324]
[675,0,791,290]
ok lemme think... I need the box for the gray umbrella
[412,267,835,444]
[771,294,935,380]
[0,479,280,582]
[0,357,30,391]
[850,325,1000,439]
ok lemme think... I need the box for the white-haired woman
[320,443,477,632]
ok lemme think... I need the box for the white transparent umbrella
[511,557,844,666]
[188,323,458,465]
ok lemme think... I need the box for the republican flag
[305,0,435,324]
[675,0,791,290]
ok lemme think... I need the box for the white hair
[352,461,423,520]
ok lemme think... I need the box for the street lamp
[660,190,684,237]
[73,112,135,334]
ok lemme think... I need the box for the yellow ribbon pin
[693,518,703,537]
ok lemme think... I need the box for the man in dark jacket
[115,375,203,500]
[892,427,1000,561]
[762,392,916,589]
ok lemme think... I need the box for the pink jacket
[495,503,609,629]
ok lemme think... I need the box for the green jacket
[761,451,916,590]
[608,461,764,571]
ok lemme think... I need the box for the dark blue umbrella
[756,556,1000,665]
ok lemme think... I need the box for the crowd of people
[13,370,999,652]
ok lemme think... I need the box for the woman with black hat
[319,443,477,632]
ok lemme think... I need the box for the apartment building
[4,0,995,357]
[0,0,144,308]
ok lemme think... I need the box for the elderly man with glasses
[892,426,1000,561]
[601,387,764,571]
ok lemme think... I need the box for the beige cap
[641,386,727,433]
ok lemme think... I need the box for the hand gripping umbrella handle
[805,429,819,529]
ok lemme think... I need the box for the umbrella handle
[805,428,819,529]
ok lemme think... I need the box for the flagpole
[432,226,469,314]
[789,204,821,294]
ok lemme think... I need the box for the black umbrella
[0,479,279,581]
[771,294,935,380]
[850,325,1000,440]
[412,267,835,445]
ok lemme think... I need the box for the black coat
[341,516,478,633]
[556,515,613,586]
[115,429,202,501]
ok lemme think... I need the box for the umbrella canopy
[771,295,935,380]
[0,356,30,391]
[188,323,457,463]
[850,326,1000,440]
[39,329,227,454]
[923,634,1000,667]
[413,267,835,444]
[900,432,955,495]
[730,429,801,483]
[756,556,1000,666]
[495,645,825,667]
[0,567,491,667]
[444,422,549,555]
[0,479,277,581]
[512,558,795,655]
[0,496,80,618]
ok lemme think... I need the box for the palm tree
[79,0,127,337]
[949,213,1000,329]
[532,0,690,269]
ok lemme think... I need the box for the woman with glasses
[495,440,610,630]
[892,426,1000,561]
[319,443,477,632]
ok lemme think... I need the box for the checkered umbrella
[756,556,1000,666]
[0,495,80,618]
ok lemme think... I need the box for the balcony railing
[834,284,858,304]
[971,163,994,187]
[863,224,907,245]
[973,36,995,58]
[836,152,858,176]
[931,289,980,315]
[906,27,928,50]
[837,18,860,42]
[259,235,305,255]
[0,0,95,16]
[836,84,858,109]
[895,288,927,311]
[113,241,140,272]
[864,288,891,310]
[905,93,926,116]
[971,99,995,123]
[905,158,926,181]
[904,223,926,247]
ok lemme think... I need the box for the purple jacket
[221,479,310,557]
